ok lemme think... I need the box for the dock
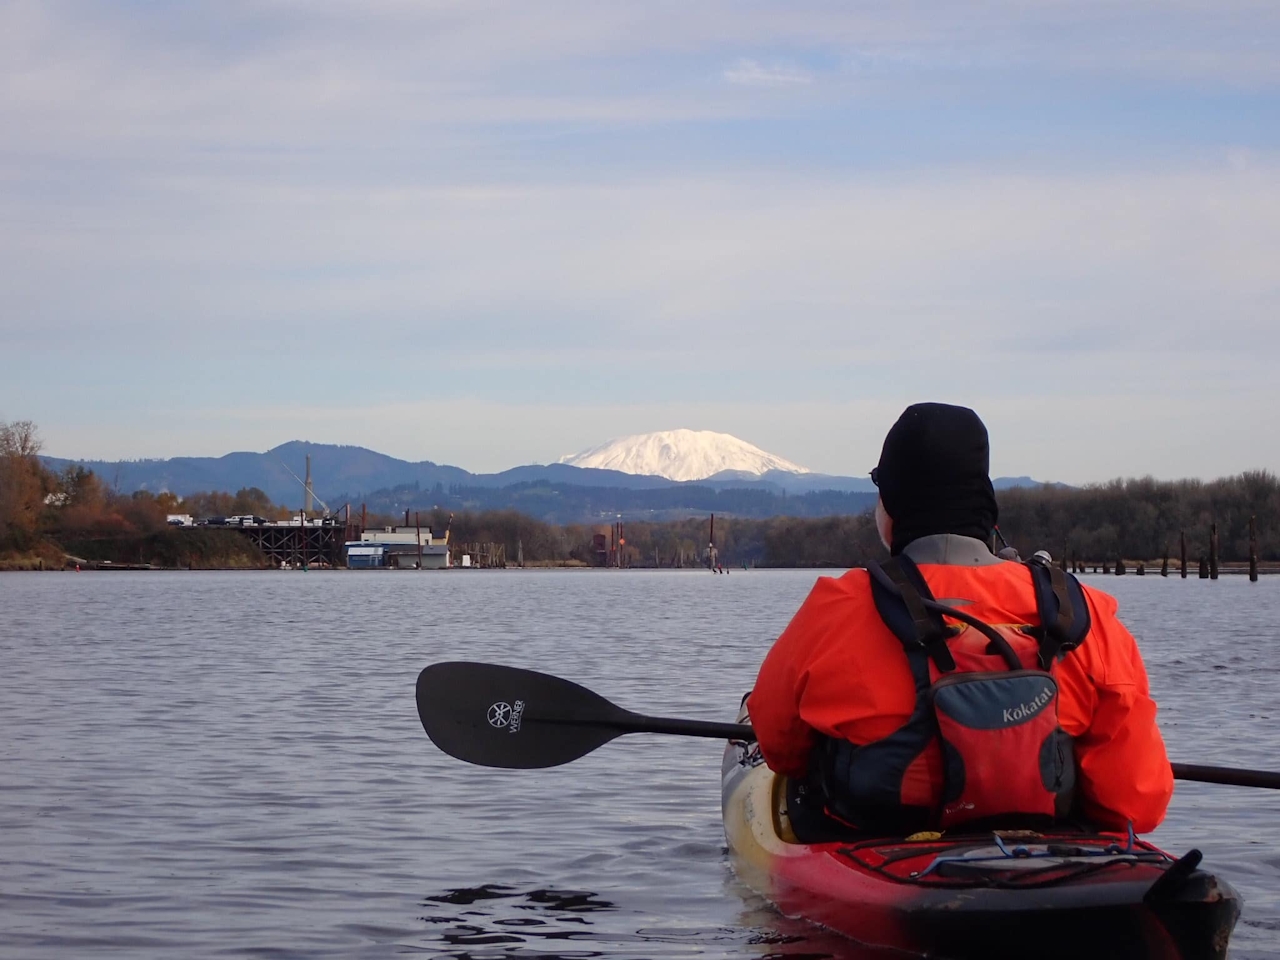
[180,519,357,569]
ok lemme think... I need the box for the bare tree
[0,419,42,458]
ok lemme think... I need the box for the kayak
[722,703,1242,960]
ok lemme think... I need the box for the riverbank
[9,558,1280,575]
[3,523,1277,575]
[0,529,272,572]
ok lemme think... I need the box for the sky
[2,0,1278,483]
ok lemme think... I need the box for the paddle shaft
[611,714,754,740]
[1171,763,1280,789]
[417,662,1280,788]
[630,718,1280,790]
[511,709,753,740]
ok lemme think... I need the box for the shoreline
[5,561,1279,575]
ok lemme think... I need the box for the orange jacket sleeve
[1071,588,1174,834]
[747,577,841,778]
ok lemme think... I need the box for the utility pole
[304,454,314,515]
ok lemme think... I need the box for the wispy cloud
[8,164,1277,372]
[723,58,813,87]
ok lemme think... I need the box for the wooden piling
[1101,561,1110,574]
[415,511,423,568]
[1250,515,1259,582]
[1210,523,1219,580]
[1136,562,1145,576]
[1115,558,1126,575]
[1161,549,1168,577]
[1198,556,1208,579]
[1180,529,1187,579]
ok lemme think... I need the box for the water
[1,570,1277,959]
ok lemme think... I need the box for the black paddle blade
[416,661,637,769]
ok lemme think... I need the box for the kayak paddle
[415,661,1280,789]
[415,661,749,769]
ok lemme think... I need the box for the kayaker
[748,402,1173,840]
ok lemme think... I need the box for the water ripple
[2,570,1278,959]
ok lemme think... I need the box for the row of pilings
[1061,516,1261,582]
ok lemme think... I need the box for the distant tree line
[368,474,1280,568]
[354,479,878,524]
[996,472,1279,565]
[4,418,1276,569]
[375,507,884,568]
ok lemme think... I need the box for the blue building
[345,543,387,568]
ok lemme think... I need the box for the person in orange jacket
[748,403,1172,838]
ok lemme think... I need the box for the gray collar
[899,534,1002,567]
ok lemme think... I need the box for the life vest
[811,556,1091,833]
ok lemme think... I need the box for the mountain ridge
[40,440,1057,515]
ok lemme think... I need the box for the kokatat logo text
[1003,687,1053,723]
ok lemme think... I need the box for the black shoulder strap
[868,556,956,673]
[1026,562,1091,668]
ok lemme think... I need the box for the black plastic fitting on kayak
[1143,848,1204,904]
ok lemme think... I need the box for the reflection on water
[423,885,615,956]
[727,878,917,960]
[412,877,915,960]
[416,881,859,960]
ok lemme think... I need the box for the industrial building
[345,526,451,570]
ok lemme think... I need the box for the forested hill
[37,440,870,506]
[353,480,878,523]
[39,440,1045,517]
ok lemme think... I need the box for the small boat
[722,704,1241,960]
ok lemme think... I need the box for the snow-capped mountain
[557,429,811,482]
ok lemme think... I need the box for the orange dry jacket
[748,561,1173,834]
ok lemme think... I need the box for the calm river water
[2,570,1278,959]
